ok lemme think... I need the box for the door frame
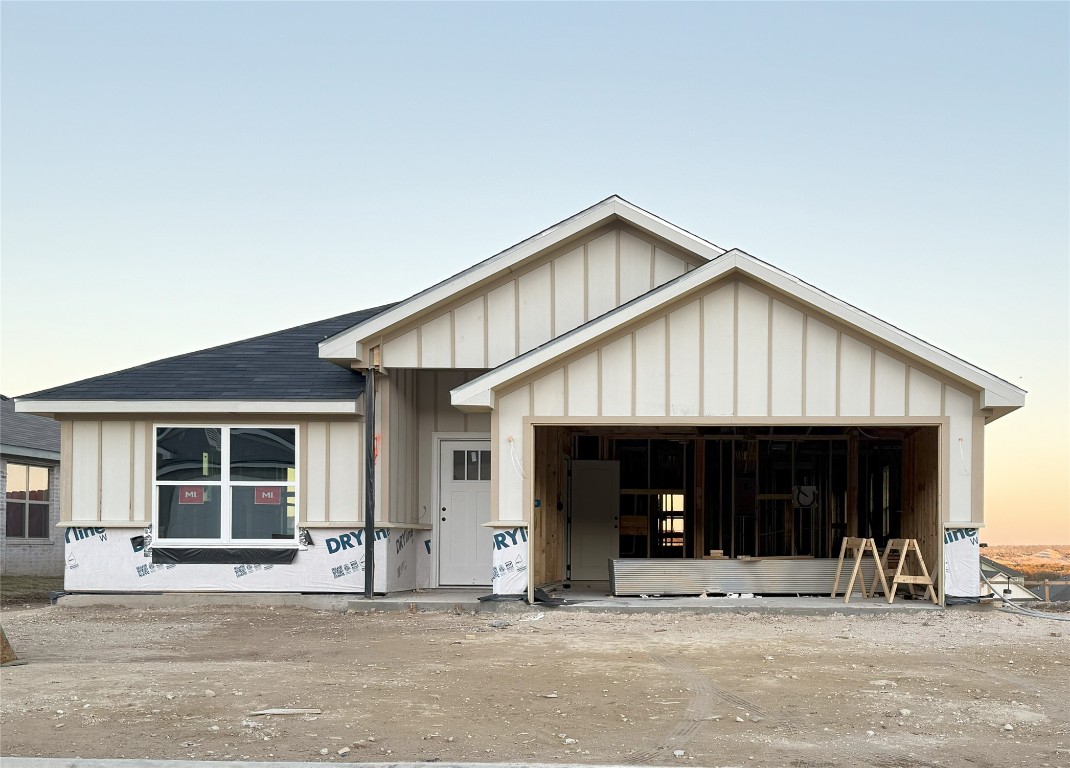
[430,432,491,588]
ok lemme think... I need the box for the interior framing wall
[531,425,569,586]
[902,426,942,584]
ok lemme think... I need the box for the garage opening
[530,425,940,596]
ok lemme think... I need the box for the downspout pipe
[364,367,376,599]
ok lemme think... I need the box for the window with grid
[154,426,298,545]
[5,463,50,539]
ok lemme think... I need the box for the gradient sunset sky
[2,2,1066,544]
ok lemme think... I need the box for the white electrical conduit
[980,568,1070,622]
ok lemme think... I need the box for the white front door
[570,460,620,582]
[439,440,493,586]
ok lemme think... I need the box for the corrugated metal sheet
[609,558,878,596]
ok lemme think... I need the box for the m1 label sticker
[178,486,204,504]
[254,487,283,505]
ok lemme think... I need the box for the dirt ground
[1,603,1068,768]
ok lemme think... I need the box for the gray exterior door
[570,460,620,582]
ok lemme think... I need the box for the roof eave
[0,444,61,462]
[15,399,365,416]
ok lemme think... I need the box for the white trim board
[318,196,727,363]
[450,251,1025,417]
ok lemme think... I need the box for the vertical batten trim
[490,408,500,520]
[698,296,706,417]
[60,421,73,521]
[482,293,489,368]
[380,376,391,522]
[96,421,103,520]
[869,348,877,417]
[664,312,671,416]
[940,383,947,417]
[433,371,440,431]
[549,258,557,339]
[597,349,604,417]
[835,333,842,417]
[614,228,621,308]
[324,421,332,522]
[449,310,456,368]
[766,295,774,417]
[562,365,570,417]
[298,419,309,522]
[583,243,590,322]
[732,282,739,416]
[416,324,423,368]
[903,364,911,415]
[801,314,809,417]
[648,242,655,290]
[143,422,153,522]
[128,422,135,520]
[513,280,521,358]
[631,332,638,417]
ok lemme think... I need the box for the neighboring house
[16,197,1025,602]
[1,395,62,576]
[979,556,1039,602]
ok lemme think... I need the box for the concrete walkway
[55,588,945,616]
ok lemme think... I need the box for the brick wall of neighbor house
[1,457,64,577]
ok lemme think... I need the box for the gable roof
[980,556,1028,581]
[16,305,393,414]
[1,395,60,460]
[451,249,1026,419]
[318,196,727,364]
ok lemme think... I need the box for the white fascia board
[453,250,1026,411]
[317,196,727,363]
[451,389,494,413]
[609,197,726,262]
[15,400,363,416]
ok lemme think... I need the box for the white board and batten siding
[379,226,700,370]
[376,370,492,529]
[67,419,149,525]
[62,417,367,528]
[492,278,981,524]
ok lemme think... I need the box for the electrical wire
[508,436,528,479]
[979,568,1070,622]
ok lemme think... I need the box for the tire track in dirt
[624,653,770,764]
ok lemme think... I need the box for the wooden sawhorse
[831,537,890,603]
[872,538,939,604]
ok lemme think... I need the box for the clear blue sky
[2,2,1067,542]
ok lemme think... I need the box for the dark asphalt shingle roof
[17,305,393,402]
[1,395,61,454]
[980,556,1028,581]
